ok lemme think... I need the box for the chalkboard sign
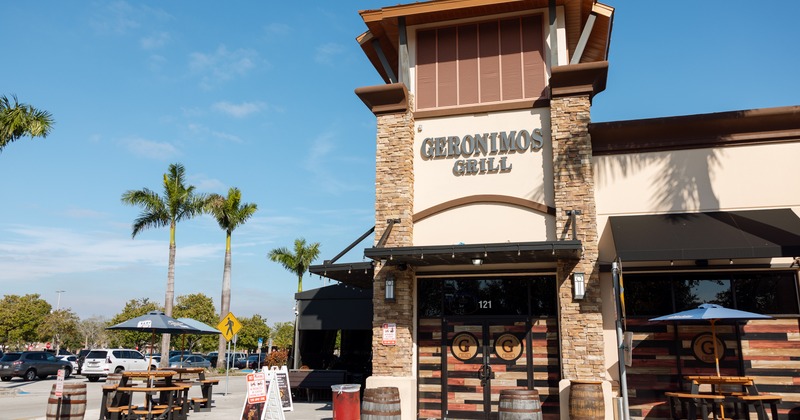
[271,366,294,411]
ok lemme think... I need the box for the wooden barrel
[569,380,604,420]
[361,387,401,420]
[498,389,542,420]
[45,383,87,420]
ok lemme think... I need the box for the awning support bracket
[376,218,401,248]
[324,225,376,265]
[566,210,582,241]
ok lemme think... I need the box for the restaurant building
[309,0,800,418]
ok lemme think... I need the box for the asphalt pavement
[0,373,333,420]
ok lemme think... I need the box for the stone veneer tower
[355,84,418,415]
[549,62,609,381]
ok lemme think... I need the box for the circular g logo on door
[494,333,523,362]
[451,332,479,362]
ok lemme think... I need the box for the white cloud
[189,45,260,89]
[0,224,217,283]
[264,23,290,37]
[122,137,180,160]
[90,0,140,34]
[140,31,170,50]
[212,101,264,118]
[186,124,243,144]
[303,131,363,195]
[315,43,345,65]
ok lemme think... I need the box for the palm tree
[207,187,257,369]
[0,94,54,152]
[120,163,208,365]
[268,238,321,293]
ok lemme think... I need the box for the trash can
[331,384,361,420]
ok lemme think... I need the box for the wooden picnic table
[683,376,781,420]
[116,385,184,420]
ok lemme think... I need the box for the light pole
[54,290,65,354]
[55,290,65,311]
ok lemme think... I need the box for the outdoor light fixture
[573,272,585,300]
[385,274,396,303]
[472,258,483,266]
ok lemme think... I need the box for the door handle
[478,364,494,387]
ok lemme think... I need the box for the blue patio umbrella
[107,311,203,370]
[650,304,772,376]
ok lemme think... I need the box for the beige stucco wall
[413,109,554,245]
[594,142,800,216]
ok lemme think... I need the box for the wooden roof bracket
[398,16,410,88]
[372,38,397,83]
[570,13,597,64]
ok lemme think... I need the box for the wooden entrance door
[444,319,531,420]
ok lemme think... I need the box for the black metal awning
[609,209,800,262]
[309,261,375,289]
[294,284,373,330]
[363,240,582,266]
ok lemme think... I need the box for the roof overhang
[357,0,614,83]
[609,209,800,262]
[364,240,582,267]
[309,261,375,289]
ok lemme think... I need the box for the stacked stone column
[550,65,607,381]
[366,85,415,377]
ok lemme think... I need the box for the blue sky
[1,1,798,325]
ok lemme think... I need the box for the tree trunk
[216,234,232,369]
[160,226,177,367]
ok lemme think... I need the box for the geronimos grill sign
[419,128,544,176]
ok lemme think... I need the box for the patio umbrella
[175,318,221,364]
[107,311,203,371]
[650,304,772,376]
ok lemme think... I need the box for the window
[416,14,546,111]
[418,276,556,318]
[624,271,799,317]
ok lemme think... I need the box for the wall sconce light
[385,274,396,303]
[573,272,585,300]
[471,258,483,266]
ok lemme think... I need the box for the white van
[81,349,154,382]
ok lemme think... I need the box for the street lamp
[53,290,66,355]
[55,290,65,311]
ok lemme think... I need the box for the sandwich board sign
[271,366,294,411]
[262,370,286,420]
[241,372,267,420]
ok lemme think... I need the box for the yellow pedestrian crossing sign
[217,312,243,342]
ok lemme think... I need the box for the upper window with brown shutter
[415,14,546,112]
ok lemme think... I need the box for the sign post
[218,312,243,395]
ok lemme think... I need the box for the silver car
[0,352,72,381]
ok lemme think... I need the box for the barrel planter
[361,387,401,420]
[498,389,542,420]
[569,380,604,420]
[45,383,87,420]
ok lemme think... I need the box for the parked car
[0,351,72,381]
[145,354,161,365]
[57,355,79,372]
[235,353,267,370]
[76,349,91,374]
[81,349,155,382]
[168,354,211,369]
[168,350,192,358]
[207,351,247,367]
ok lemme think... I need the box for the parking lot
[0,373,333,420]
